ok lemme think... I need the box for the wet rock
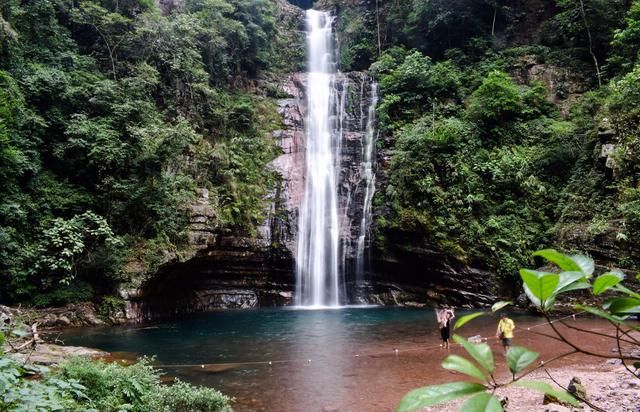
[568,376,587,401]
[8,343,106,366]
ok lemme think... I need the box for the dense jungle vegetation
[0,0,302,306]
[318,0,640,280]
[1,0,640,307]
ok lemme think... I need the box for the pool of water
[59,307,615,411]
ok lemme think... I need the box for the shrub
[144,379,233,412]
[60,357,233,412]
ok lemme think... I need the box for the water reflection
[59,307,619,411]
[288,310,352,408]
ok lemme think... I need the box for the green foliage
[60,357,232,412]
[467,71,523,126]
[32,281,95,307]
[610,1,640,73]
[0,0,284,303]
[506,346,539,375]
[397,382,486,412]
[98,295,125,318]
[0,357,88,411]
[144,380,233,412]
[0,356,231,412]
[379,58,573,278]
[35,211,120,285]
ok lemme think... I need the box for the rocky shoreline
[426,361,640,412]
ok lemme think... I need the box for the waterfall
[295,10,378,307]
[295,10,342,306]
[355,82,378,279]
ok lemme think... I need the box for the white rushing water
[296,10,341,306]
[355,82,378,278]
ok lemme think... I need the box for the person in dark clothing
[436,307,455,349]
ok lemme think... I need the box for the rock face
[364,229,500,307]
[126,71,382,320]
[510,55,589,117]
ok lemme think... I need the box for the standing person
[436,307,455,349]
[496,314,515,353]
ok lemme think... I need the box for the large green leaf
[611,284,640,299]
[442,355,487,381]
[506,346,539,374]
[555,281,591,295]
[576,304,630,325]
[513,381,579,406]
[568,254,594,277]
[555,271,587,294]
[396,382,486,412]
[455,312,486,330]
[532,249,581,272]
[453,335,494,373]
[593,271,625,295]
[603,297,640,314]
[491,301,512,312]
[520,269,559,305]
[460,393,503,412]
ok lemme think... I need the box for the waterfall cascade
[295,10,377,307]
[355,83,378,279]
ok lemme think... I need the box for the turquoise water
[61,307,440,365]
[59,307,581,411]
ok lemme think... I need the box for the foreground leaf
[460,393,503,412]
[491,301,512,312]
[396,382,486,412]
[611,284,640,299]
[453,335,494,373]
[576,305,629,325]
[555,271,588,294]
[520,269,559,305]
[397,382,486,412]
[593,271,625,295]
[569,254,594,277]
[513,381,579,406]
[532,249,581,272]
[506,346,539,374]
[455,312,486,330]
[443,355,487,381]
[603,297,640,314]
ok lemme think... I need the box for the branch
[616,326,640,379]
[559,320,637,345]
[525,328,567,343]
[544,313,638,360]
[578,0,601,86]
[512,349,578,383]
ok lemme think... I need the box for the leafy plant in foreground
[397,249,640,412]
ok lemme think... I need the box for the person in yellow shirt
[496,314,515,352]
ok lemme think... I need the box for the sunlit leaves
[593,271,625,295]
[532,249,582,272]
[491,301,512,312]
[396,382,486,412]
[453,335,494,374]
[460,393,503,412]
[455,312,486,330]
[442,355,488,381]
[519,269,559,309]
[604,297,640,314]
